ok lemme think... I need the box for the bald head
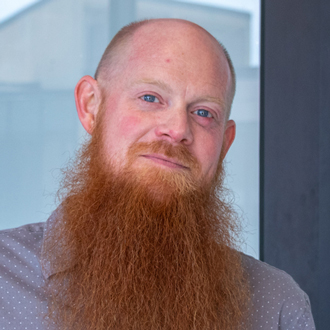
[95,19,236,117]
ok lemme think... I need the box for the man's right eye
[142,95,159,103]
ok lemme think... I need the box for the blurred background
[0,0,260,258]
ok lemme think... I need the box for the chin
[131,162,200,198]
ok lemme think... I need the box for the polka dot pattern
[242,254,316,329]
[0,220,316,329]
[0,223,48,329]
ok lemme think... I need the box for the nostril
[154,125,193,145]
[154,110,193,144]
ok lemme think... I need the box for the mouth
[140,154,189,170]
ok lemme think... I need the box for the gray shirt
[0,214,315,329]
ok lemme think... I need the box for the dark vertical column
[318,0,330,327]
[260,0,330,328]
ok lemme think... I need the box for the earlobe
[221,119,236,159]
[74,75,102,134]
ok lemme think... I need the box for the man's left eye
[195,109,212,118]
[142,95,159,103]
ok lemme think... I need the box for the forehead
[107,21,232,103]
[131,23,225,68]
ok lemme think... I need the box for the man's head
[74,19,236,187]
[46,19,249,330]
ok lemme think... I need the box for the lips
[140,154,189,169]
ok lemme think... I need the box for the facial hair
[45,114,250,330]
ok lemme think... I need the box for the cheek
[198,135,223,169]
[119,115,142,137]
[206,145,221,166]
[102,115,142,166]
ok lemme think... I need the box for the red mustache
[126,140,200,172]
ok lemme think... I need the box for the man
[0,19,315,329]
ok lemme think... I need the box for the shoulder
[0,222,45,236]
[0,222,45,240]
[0,222,45,259]
[0,223,48,327]
[241,253,306,297]
[241,254,315,329]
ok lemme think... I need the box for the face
[82,21,235,184]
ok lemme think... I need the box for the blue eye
[196,109,211,118]
[143,95,158,103]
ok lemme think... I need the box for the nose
[154,106,193,145]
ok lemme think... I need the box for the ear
[221,119,236,158]
[74,75,102,134]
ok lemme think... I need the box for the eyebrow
[130,79,173,93]
[194,96,227,109]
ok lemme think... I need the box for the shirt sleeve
[279,292,315,330]
[241,254,316,330]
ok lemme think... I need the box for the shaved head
[95,19,236,117]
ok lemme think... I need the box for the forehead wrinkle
[130,79,174,94]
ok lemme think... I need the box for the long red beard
[45,117,250,330]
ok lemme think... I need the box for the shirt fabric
[0,212,316,329]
